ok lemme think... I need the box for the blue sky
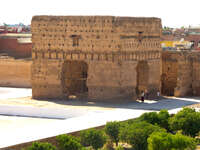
[0,0,199,28]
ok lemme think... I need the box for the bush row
[25,108,200,150]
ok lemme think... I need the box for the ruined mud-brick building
[162,50,200,96]
[31,16,162,101]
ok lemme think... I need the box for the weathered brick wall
[192,54,200,95]
[0,58,31,88]
[31,59,63,99]
[0,38,32,58]
[31,16,162,101]
[87,61,138,100]
[162,50,200,96]
[161,52,178,96]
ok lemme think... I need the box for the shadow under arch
[136,60,149,97]
[62,60,88,98]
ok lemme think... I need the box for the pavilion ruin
[31,16,162,101]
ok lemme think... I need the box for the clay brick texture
[0,58,31,88]
[162,51,200,96]
[31,16,162,101]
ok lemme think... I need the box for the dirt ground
[0,96,113,110]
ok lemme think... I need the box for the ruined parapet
[31,16,162,101]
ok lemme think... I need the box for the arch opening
[62,60,88,98]
[136,61,149,97]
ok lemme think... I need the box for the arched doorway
[161,59,178,96]
[161,72,177,96]
[62,61,88,98]
[136,61,149,97]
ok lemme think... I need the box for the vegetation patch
[25,108,199,150]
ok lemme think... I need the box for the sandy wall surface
[0,58,31,88]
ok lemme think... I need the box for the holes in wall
[138,31,143,43]
[70,35,81,47]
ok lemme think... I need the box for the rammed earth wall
[31,16,162,101]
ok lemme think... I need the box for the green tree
[80,129,106,150]
[157,109,170,130]
[172,133,196,150]
[25,142,56,150]
[169,108,200,137]
[105,121,120,146]
[119,121,165,150]
[140,112,159,125]
[148,132,196,150]
[148,132,172,150]
[56,134,83,150]
[139,110,170,130]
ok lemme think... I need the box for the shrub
[148,132,196,150]
[26,142,56,150]
[103,139,114,150]
[105,121,120,146]
[80,129,90,147]
[148,132,173,150]
[115,145,124,150]
[56,134,83,150]
[172,133,196,150]
[195,137,200,145]
[157,109,170,130]
[80,129,106,150]
[140,112,159,125]
[139,110,170,130]
[119,121,165,150]
[169,108,200,137]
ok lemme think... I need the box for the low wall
[0,58,32,88]
[0,38,32,58]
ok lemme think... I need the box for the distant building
[185,33,200,50]
[0,24,30,34]
[161,27,200,50]
[0,33,32,58]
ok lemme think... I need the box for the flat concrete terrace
[0,87,200,149]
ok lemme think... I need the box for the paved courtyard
[0,87,199,148]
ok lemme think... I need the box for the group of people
[140,90,160,103]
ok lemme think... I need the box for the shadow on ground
[36,96,200,111]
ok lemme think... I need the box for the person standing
[141,91,145,102]
[157,91,160,100]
